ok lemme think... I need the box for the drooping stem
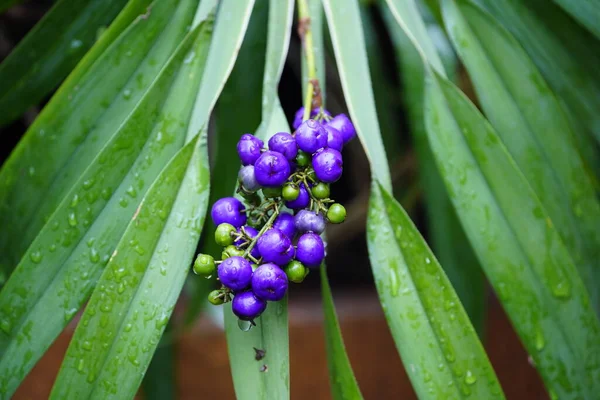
[297,0,321,121]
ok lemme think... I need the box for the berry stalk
[297,0,322,121]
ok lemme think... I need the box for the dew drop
[30,250,43,264]
[124,323,133,333]
[122,89,132,100]
[552,281,571,300]
[77,358,85,372]
[389,268,400,297]
[64,308,78,322]
[82,178,95,190]
[70,39,83,49]
[89,248,100,263]
[464,370,476,385]
[70,194,79,208]
[82,340,93,351]
[0,318,12,334]
[535,329,545,351]
[238,319,253,332]
[119,197,128,207]
[68,212,78,227]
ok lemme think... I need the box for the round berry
[324,125,344,151]
[327,203,346,224]
[221,244,245,260]
[257,228,295,266]
[215,223,236,246]
[296,233,325,267]
[262,186,282,198]
[238,165,260,192]
[237,134,264,165]
[208,290,225,305]
[218,256,253,291]
[235,226,260,258]
[285,183,310,209]
[268,132,298,161]
[311,182,330,199]
[282,184,300,201]
[295,210,326,234]
[284,260,308,283]
[254,151,291,187]
[193,254,215,277]
[273,212,296,239]
[232,291,267,320]
[312,148,343,183]
[295,119,327,153]
[211,197,247,228]
[296,151,310,167]
[328,113,356,144]
[293,107,332,129]
[251,263,288,301]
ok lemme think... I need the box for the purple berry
[294,210,326,234]
[211,197,247,228]
[232,291,267,320]
[251,263,288,301]
[237,134,264,165]
[254,151,291,187]
[273,212,296,239]
[296,233,325,267]
[218,256,253,291]
[293,107,330,129]
[257,228,295,265]
[235,226,260,258]
[328,114,356,144]
[324,125,343,151]
[295,119,328,153]
[312,148,343,183]
[238,165,260,192]
[268,132,298,161]
[285,183,310,209]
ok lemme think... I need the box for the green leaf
[382,3,485,334]
[552,0,600,40]
[442,0,600,312]
[0,0,200,275]
[322,0,392,190]
[0,0,136,126]
[367,181,504,399]
[0,10,213,397]
[223,1,292,399]
[424,69,600,399]
[474,0,600,164]
[320,266,363,400]
[50,133,206,399]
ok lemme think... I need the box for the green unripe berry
[312,182,330,199]
[262,186,282,198]
[223,244,245,259]
[193,254,215,277]
[208,290,225,305]
[284,260,308,283]
[215,223,236,246]
[327,203,346,224]
[296,151,310,167]
[282,184,300,201]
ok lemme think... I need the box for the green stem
[244,205,280,258]
[298,0,320,121]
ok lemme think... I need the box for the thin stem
[297,0,320,121]
[244,208,280,258]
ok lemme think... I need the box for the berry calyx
[193,254,215,277]
[284,260,308,283]
[327,203,346,224]
[215,223,236,247]
[232,291,267,320]
[208,290,225,305]
[311,182,330,199]
[251,263,288,301]
[282,184,300,201]
[218,256,253,291]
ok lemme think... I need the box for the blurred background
[0,0,550,398]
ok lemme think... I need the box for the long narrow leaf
[382,4,485,334]
[223,1,292,398]
[0,6,211,396]
[0,0,199,275]
[368,182,503,398]
[442,0,600,311]
[323,1,503,398]
[552,0,600,40]
[0,0,136,126]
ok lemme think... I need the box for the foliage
[0,0,598,398]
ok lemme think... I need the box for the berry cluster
[193,108,355,324]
